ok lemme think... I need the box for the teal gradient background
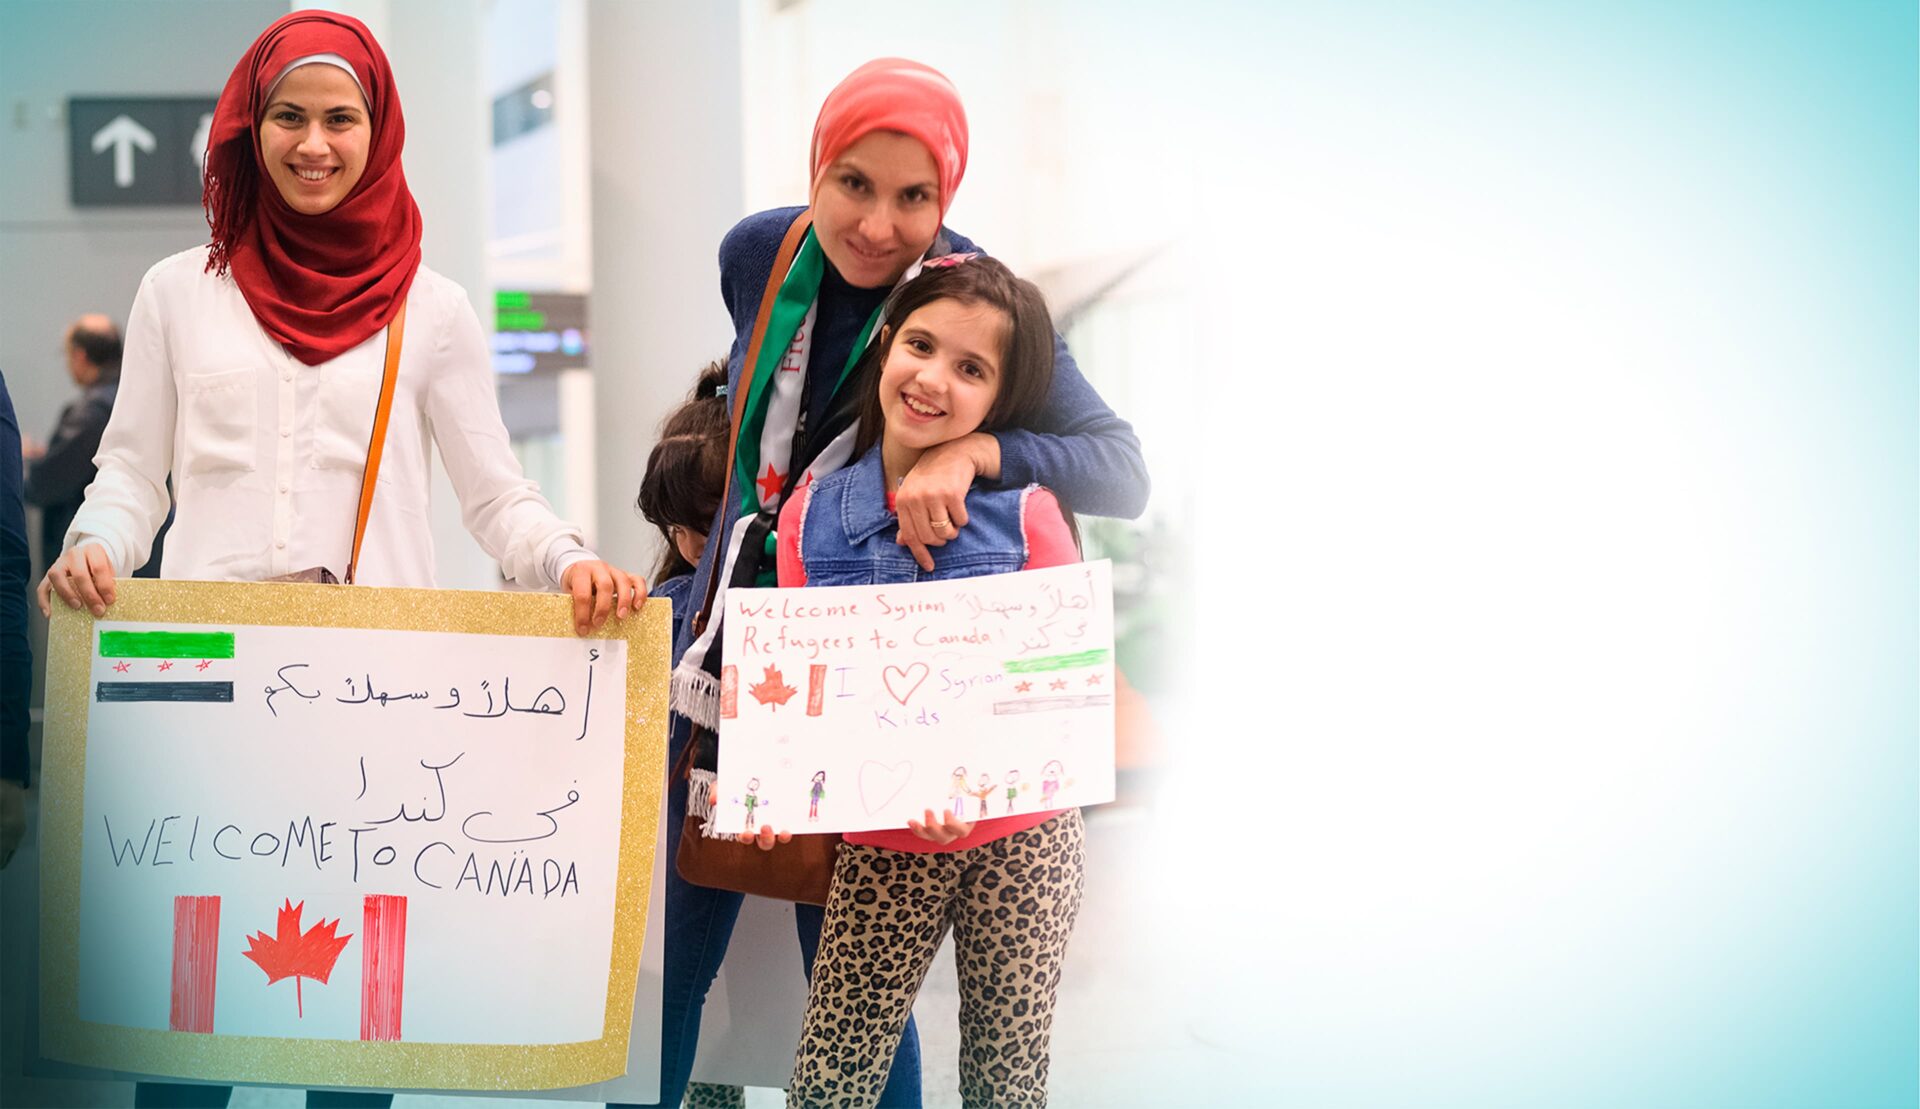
[1164,1,1917,1105]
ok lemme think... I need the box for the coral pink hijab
[202,10,422,366]
[810,58,969,218]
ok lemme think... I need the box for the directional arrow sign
[68,97,219,207]
[91,114,156,188]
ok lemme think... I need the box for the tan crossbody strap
[346,300,407,586]
[692,210,812,634]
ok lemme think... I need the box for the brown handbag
[265,302,407,586]
[671,210,840,905]
[673,724,840,905]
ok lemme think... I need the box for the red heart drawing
[882,663,931,705]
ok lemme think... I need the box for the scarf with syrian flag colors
[202,10,422,367]
[735,228,880,526]
[669,225,948,728]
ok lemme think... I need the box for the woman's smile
[843,236,897,264]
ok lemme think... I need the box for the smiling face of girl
[258,63,370,216]
[876,296,1009,488]
[850,255,1058,483]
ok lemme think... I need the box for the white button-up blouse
[68,246,592,589]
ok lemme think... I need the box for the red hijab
[202,11,422,366]
[810,58,969,219]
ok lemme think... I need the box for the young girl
[775,255,1085,1108]
[637,360,730,632]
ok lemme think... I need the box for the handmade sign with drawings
[37,579,671,1091]
[716,561,1115,834]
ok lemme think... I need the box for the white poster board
[717,562,1116,834]
[39,580,670,1091]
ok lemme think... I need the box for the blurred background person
[22,314,167,580]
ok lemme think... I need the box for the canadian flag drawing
[169,894,408,1040]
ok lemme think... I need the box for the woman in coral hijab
[44,13,640,1108]
[41,10,641,635]
[637,59,1148,1109]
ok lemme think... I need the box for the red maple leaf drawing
[748,665,797,709]
[241,899,353,1017]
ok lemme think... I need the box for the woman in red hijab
[43,15,640,1109]
[42,10,642,636]
[639,58,1148,1109]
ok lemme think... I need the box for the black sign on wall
[69,97,219,207]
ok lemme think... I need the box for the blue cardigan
[674,207,1150,668]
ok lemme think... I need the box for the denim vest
[799,448,1033,586]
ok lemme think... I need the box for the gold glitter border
[40,579,669,1090]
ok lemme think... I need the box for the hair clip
[714,383,728,398]
[922,251,981,269]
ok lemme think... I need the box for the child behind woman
[637,360,730,631]
[776,255,1085,1108]
[635,361,754,1109]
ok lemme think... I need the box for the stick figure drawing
[971,772,996,819]
[738,777,766,833]
[1041,761,1066,809]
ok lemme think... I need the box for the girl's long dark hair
[638,361,730,582]
[851,255,1057,459]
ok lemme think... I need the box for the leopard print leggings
[787,810,1086,1109]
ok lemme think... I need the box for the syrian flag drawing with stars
[94,628,236,704]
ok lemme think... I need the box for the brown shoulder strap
[692,210,812,634]
[726,210,812,462]
[346,300,407,586]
